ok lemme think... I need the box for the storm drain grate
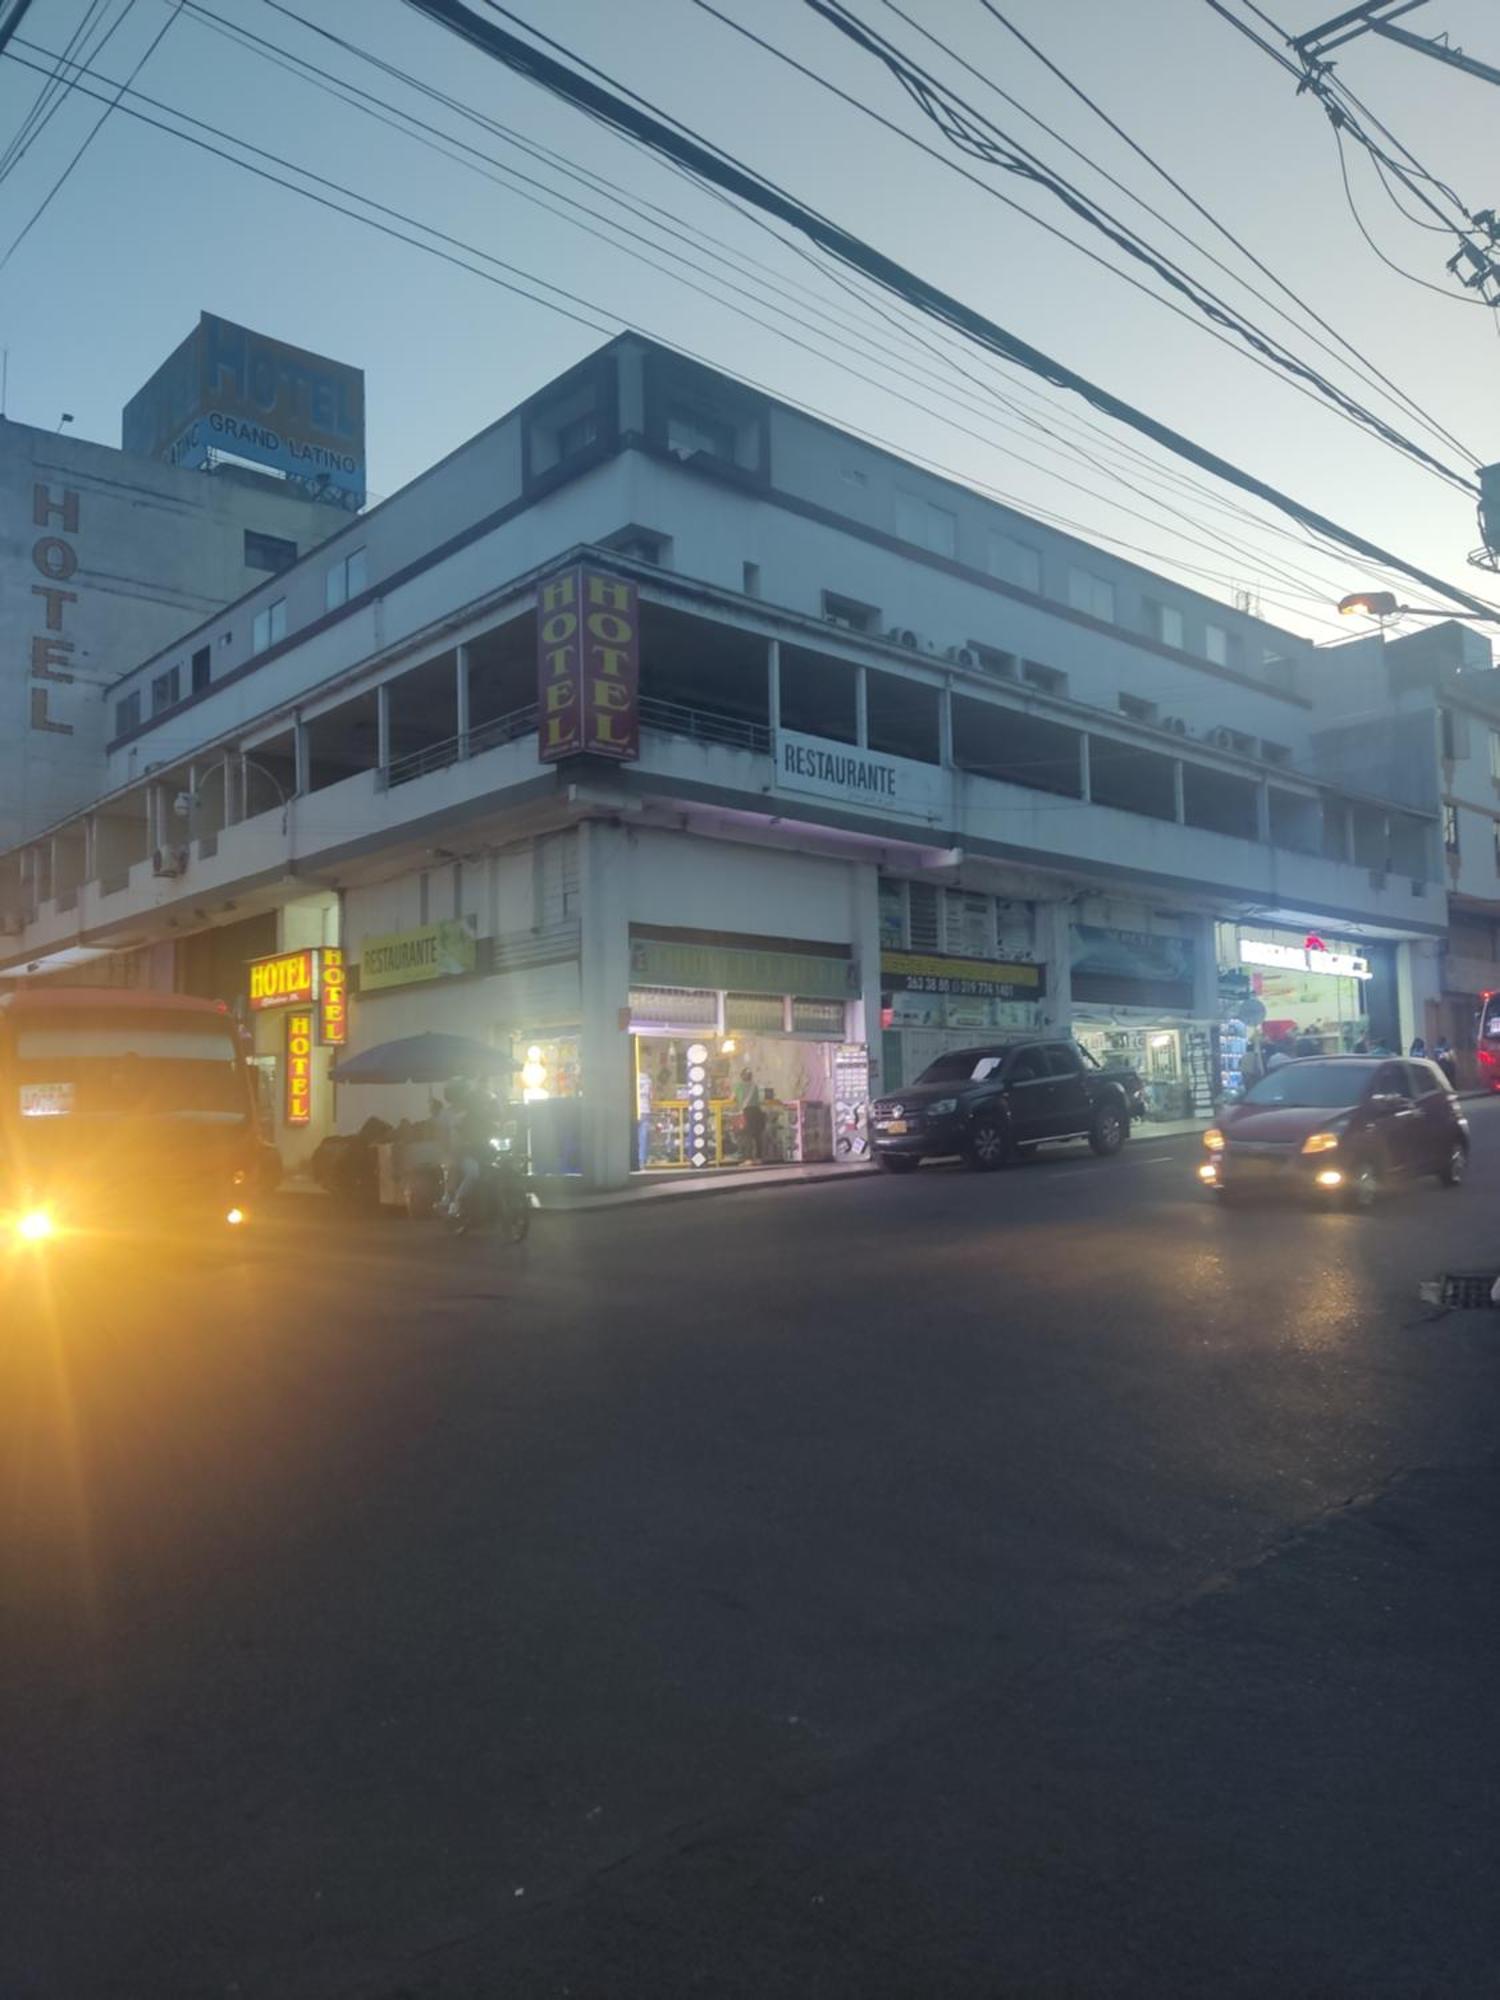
[1431,1272,1500,1310]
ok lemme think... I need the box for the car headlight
[1203,1127,1226,1153]
[926,1098,958,1116]
[1301,1131,1340,1155]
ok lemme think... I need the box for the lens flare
[17,1208,54,1242]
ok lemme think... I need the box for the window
[1405,1061,1443,1099]
[1043,1044,1082,1079]
[191,645,211,695]
[1022,660,1068,697]
[822,590,879,633]
[1489,730,1500,783]
[907,881,941,951]
[742,561,761,598]
[1204,622,1230,666]
[1151,602,1184,649]
[895,491,958,558]
[987,533,1041,593]
[114,690,141,737]
[1008,1047,1047,1084]
[602,527,671,566]
[878,877,906,947]
[243,529,297,574]
[969,642,1017,680]
[1068,568,1115,622]
[1119,692,1157,724]
[151,666,180,715]
[1493,818,1500,873]
[945,889,992,957]
[1441,709,1470,760]
[1444,802,1460,854]
[556,410,599,458]
[325,547,368,611]
[666,407,736,462]
[251,599,286,654]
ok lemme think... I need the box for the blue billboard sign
[122,314,365,510]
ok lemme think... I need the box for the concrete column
[224,755,243,827]
[377,683,392,783]
[855,665,869,750]
[851,860,884,1099]
[577,816,634,1190]
[1256,780,1271,844]
[939,680,955,767]
[1190,913,1220,1020]
[1079,733,1092,803]
[457,643,472,758]
[293,715,309,796]
[83,814,97,881]
[767,637,781,739]
[1345,804,1356,863]
[1036,900,1073,1034]
[1396,938,1442,1052]
[146,783,164,857]
[1173,760,1186,824]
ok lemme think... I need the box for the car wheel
[1438,1139,1468,1188]
[1089,1102,1127,1157]
[877,1152,920,1174]
[964,1120,1010,1171]
[1346,1155,1381,1210]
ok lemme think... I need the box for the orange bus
[0,987,263,1252]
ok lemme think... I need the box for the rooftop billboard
[122,314,364,510]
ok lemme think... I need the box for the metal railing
[383,702,539,788]
[639,696,770,755]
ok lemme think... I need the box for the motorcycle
[444,1136,531,1242]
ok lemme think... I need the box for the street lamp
[1337,589,1500,624]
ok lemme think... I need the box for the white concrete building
[0,412,342,848]
[0,336,1445,1184]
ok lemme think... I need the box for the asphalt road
[3,1109,1499,1998]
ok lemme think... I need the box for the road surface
[3,1110,1499,1996]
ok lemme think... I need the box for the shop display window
[633,1031,856,1171]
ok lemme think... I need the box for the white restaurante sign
[1240,939,1370,981]
[774,729,945,821]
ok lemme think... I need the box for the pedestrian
[1434,1037,1458,1088]
[738,1071,767,1164]
[1264,1037,1292,1070]
[1352,1036,1370,1055]
[1409,1036,1427,1059]
[635,1061,655,1171]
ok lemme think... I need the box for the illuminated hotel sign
[319,946,348,1045]
[1239,939,1370,981]
[536,565,640,763]
[285,1011,314,1125]
[249,948,319,1010]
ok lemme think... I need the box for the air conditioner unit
[1206,725,1236,750]
[1162,715,1188,735]
[0,912,22,937]
[885,627,919,649]
[172,790,195,820]
[152,846,188,878]
[946,645,977,668]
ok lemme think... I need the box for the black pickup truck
[869,1039,1134,1173]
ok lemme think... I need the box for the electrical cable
[404,0,1498,618]
[0,0,178,274]
[0,0,122,184]
[800,0,1475,491]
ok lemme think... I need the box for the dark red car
[1199,1055,1468,1208]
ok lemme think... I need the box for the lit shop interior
[1216,924,1377,1098]
[1068,914,1215,1122]
[630,990,868,1170]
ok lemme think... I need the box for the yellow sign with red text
[285,1011,314,1126]
[249,948,318,1010]
[318,946,348,1045]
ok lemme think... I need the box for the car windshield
[915,1052,1004,1084]
[1242,1061,1373,1110]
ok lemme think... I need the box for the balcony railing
[383,702,539,788]
[639,697,770,755]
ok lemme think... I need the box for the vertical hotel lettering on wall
[29,483,81,736]
[536,566,640,762]
[285,1011,314,1125]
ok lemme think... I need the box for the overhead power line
[397,0,1497,621]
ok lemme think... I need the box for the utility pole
[1293,1,1500,89]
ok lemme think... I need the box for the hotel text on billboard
[319,946,348,1045]
[536,566,640,763]
[285,1011,314,1125]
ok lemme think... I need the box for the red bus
[1476,992,1500,1090]
[0,987,263,1252]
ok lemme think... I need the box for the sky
[2,0,1499,650]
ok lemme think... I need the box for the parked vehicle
[869,1040,1132,1173]
[1080,1044,1147,1124]
[1199,1055,1467,1208]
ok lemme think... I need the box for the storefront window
[1224,928,1371,1069]
[633,1030,856,1171]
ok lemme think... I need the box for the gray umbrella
[330,1032,511,1085]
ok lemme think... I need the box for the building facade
[0,336,1447,1183]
